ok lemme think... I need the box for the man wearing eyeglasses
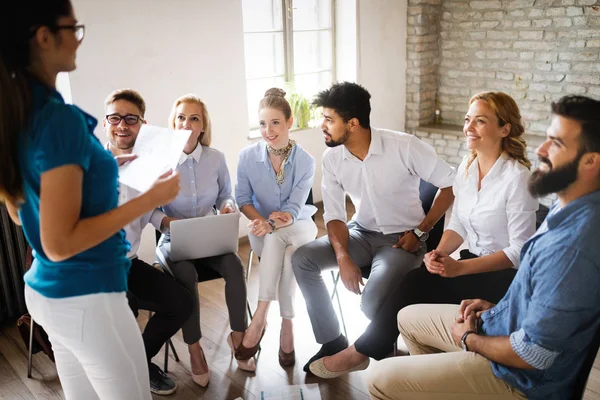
[103,89,193,396]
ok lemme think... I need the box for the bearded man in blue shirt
[366,95,600,400]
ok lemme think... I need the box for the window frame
[243,0,336,133]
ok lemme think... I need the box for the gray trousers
[158,242,248,344]
[292,221,426,344]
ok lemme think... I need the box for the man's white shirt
[321,128,456,234]
[105,143,166,258]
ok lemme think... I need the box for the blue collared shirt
[19,78,130,298]
[163,145,235,219]
[481,190,600,399]
[235,141,317,221]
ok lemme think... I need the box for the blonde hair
[258,88,292,120]
[168,94,212,147]
[465,92,531,172]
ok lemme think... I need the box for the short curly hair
[313,82,371,128]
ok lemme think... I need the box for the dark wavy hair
[313,82,371,129]
[551,95,600,154]
[0,0,73,202]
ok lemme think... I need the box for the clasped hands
[248,211,292,237]
[450,299,495,347]
[423,249,463,277]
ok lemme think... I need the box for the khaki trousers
[366,304,527,400]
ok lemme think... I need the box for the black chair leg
[169,339,179,362]
[164,340,169,373]
[163,339,180,373]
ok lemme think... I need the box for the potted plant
[284,83,314,130]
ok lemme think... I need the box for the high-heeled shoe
[278,329,295,367]
[278,347,295,368]
[191,351,210,387]
[227,333,257,372]
[234,325,266,361]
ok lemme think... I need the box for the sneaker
[149,362,177,395]
[303,334,349,373]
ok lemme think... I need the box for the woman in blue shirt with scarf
[235,88,317,368]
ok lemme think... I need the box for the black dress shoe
[303,334,349,373]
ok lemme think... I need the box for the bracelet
[266,218,276,234]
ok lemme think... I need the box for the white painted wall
[68,0,406,263]
[336,0,358,82]
[357,0,408,131]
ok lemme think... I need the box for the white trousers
[249,219,318,319]
[25,285,151,400]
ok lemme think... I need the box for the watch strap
[266,218,276,234]
[461,330,476,351]
[412,228,429,242]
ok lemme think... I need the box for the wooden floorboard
[1,200,599,399]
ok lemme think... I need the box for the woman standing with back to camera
[0,1,180,399]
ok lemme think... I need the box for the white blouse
[446,153,538,268]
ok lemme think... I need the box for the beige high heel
[227,333,257,372]
[191,351,210,387]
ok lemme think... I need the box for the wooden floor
[1,202,600,399]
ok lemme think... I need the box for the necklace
[267,139,296,184]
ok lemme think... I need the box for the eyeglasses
[106,114,143,125]
[53,24,85,43]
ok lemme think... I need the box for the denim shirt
[235,141,317,221]
[481,190,600,399]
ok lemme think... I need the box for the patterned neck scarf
[267,139,296,185]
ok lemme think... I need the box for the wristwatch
[266,218,276,234]
[461,330,476,351]
[412,228,429,242]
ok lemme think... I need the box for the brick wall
[405,0,600,137]
[413,125,544,166]
[405,0,442,130]
[413,125,555,205]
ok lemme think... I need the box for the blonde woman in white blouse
[309,91,538,378]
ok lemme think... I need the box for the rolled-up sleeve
[510,328,559,370]
[502,170,538,268]
[407,136,456,189]
[281,153,315,221]
[321,152,347,226]
[512,247,600,370]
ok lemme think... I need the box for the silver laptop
[169,212,240,262]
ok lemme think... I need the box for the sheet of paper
[260,383,321,400]
[118,124,191,192]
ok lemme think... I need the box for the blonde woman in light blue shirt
[235,88,318,368]
[157,95,253,386]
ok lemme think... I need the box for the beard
[325,128,351,148]
[528,152,583,198]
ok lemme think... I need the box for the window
[242,0,335,129]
